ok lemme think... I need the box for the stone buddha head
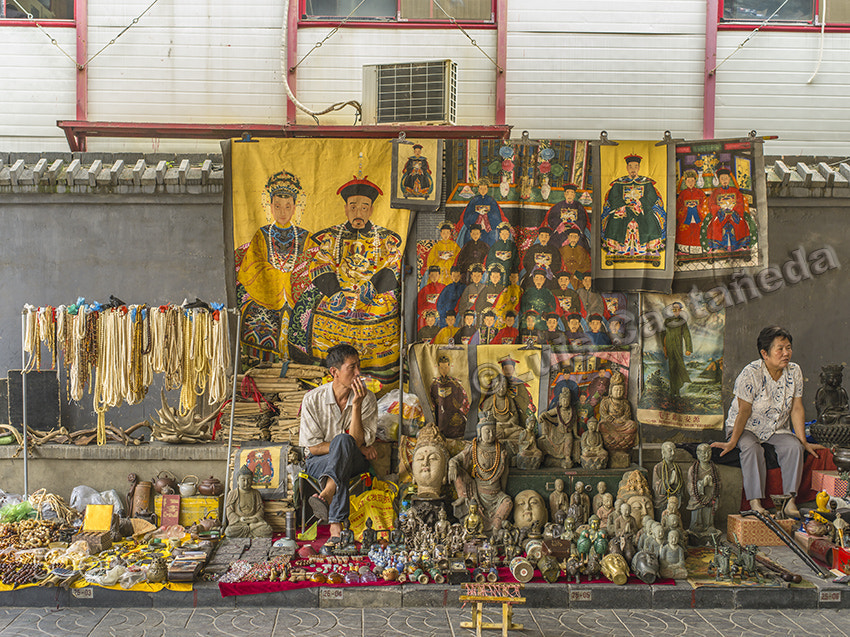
[411,423,449,500]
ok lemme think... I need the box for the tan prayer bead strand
[179,310,197,415]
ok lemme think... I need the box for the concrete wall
[722,199,850,420]
[0,190,227,430]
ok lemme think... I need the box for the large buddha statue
[598,372,638,468]
[479,356,534,456]
[449,414,512,532]
[224,465,273,538]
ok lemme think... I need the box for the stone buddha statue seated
[224,465,272,538]
[816,364,850,424]
[537,387,577,468]
[515,413,543,470]
[598,372,638,468]
[580,417,608,470]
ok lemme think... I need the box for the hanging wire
[289,0,368,73]
[9,0,163,70]
[432,0,503,72]
[709,0,793,75]
[807,0,826,83]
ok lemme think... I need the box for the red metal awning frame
[56,121,512,152]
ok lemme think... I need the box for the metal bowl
[809,423,850,448]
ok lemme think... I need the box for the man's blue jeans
[305,433,370,524]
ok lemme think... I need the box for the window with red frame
[302,0,493,22]
[3,0,74,20]
[721,0,850,25]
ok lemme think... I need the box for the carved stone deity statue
[479,359,532,454]
[580,417,608,469]
[449,414,512,532]
[537,387,577,468]
[515,412,543,470]
[592,481,608,515]
[410,422,450,500]
[596,492,615,527]
[568,480,592,527]
[816,364,850,424]
[224,465,273,538]
[661,495,684,535]
[613,502,638,538]
[658,529,688,579]
[652,441,684,513]
[549,478,569,519]
[687,443,721,542]
[598,372,638,468]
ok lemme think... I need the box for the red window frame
[718,0,850,32]
[0,0,75,26]
[298,0,496,28]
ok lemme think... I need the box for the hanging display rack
[18,302,242,506]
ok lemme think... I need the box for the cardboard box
[818,471,848,498]
[154,495,222,528]
[812,469,827,492]
[727,514,799,546]
[73,504,113,554]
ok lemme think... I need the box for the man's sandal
[309,493,330,523]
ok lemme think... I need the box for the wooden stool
[459,582,525,637]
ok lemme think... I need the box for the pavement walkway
[0,607,847,636]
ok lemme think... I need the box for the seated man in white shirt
[300,343,378,542]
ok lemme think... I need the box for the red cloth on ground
[740,448,836,511]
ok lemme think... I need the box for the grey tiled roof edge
[2,152,850,198]
[0,152,225,195]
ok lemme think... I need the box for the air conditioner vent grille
[363,60,457,125]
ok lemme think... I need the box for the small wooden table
[459,582,525,637]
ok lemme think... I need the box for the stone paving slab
[0,608,847,636]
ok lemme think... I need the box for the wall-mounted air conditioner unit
[362,60,457,125]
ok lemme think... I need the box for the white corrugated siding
[0,28,77,151]
[504,0,706,140]
[715,30,850,156]
[292,28,497,126]
[2,0,850,155]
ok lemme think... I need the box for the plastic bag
[376,390,425,442]
[118,569,146,589]
[99,490,125,517]
[0,490,23,510]
[0,501,34,522]
[69,486,106,513]
[348,480,397,541]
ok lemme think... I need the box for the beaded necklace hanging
[660,460,684,497]
[208,310,230,404]
[22,306,39,372]
[472,439,502,482]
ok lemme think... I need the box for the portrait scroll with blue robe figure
[592,141,676,293]
[673,138,768,279]
[229,138,410,387]
[389,138,443,210]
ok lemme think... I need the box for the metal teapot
[198,476,224,496]
[153,470,178,495]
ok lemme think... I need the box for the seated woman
[711,326,825,518]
